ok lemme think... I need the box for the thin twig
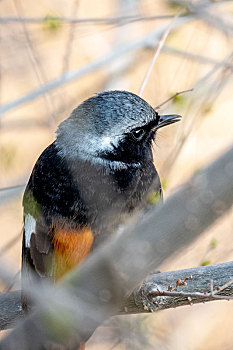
[155,88,193,109]
[195,50,233,89]
[0,14,178,25]
[212,278,233,296]
[0,184,25,192]
[138,12,180,96]
[0,19,189,117]
[12,0,56,130]
[168,276,193,292]
[61,0,80,75]
[160,51,233,175]
[149,289,233,301]
[162,45,232,67]
[149,276,233,302]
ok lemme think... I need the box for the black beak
[156,114,182,130]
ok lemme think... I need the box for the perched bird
[21,90,181,349]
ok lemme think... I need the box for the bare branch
[138,13,180,96]
[160,51,233,175]
[162,45,232,66]
[0,185,25,206]
[151,290,233,301]
[12,0,56,130]
[0,184,25,193]
[155,88,193,109]
[0,291,23,330]
[124,261,233,313]
[0,15,178,25]
[0,17,190,117]
[0,262,232,330]
[0,0,229,28]
[61,0,80,75]
[212,278,233,296]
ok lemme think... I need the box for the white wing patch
[24,214,36,247]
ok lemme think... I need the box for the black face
[99,116,160,165]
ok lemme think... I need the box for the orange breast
[53,227,94,280]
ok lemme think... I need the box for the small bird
[21,90,181,349]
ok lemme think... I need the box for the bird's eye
[131,128,145,141]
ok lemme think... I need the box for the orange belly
[53,227,94,281]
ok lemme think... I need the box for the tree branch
[138,13,180,96]
[0,261,232,331]
[122,261,233,314]
[0,291,23,330]
[0,15,177,25]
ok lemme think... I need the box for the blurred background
[0,0,233,349]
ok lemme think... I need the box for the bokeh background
[0,0,233,349]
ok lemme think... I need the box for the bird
[21,90,181,349]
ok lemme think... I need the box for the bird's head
[56,90,181,170]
